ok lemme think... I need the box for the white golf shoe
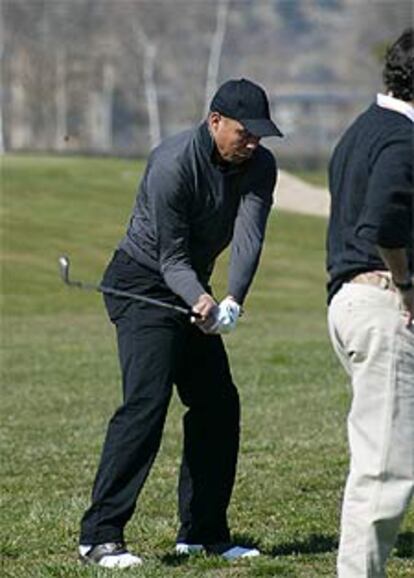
[175,542,205,555]
[218,545,261,560]
[175,542,260,560]
[79,542,143,568]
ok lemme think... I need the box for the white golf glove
[214,297,241,334]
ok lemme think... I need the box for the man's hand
[214,296,241,334]
[192,293,219,333]
[397,285,414,327]
[191,294,242,335]
[377,246,413,327]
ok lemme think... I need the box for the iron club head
[58,255,70,285]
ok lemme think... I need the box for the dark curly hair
[383,28,414,101]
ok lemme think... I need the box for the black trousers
[80,251,240,545]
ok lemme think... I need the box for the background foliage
[2,0,412,164]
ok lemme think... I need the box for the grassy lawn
[1,156,413,577]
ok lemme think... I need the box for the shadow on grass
[395,532,414,558]
[263,531,413,559]
[160,553,196,568]
[260,531,413,559]
[265,533,338,557]
[232,532,338,557]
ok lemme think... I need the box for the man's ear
[208,112,221,133]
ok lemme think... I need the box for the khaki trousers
[328,283,414,578]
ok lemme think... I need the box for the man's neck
[377,92,414,123]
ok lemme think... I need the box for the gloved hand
[213,296,241,334]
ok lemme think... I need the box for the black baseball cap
[210,78,283,138]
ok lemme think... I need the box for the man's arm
[374,145,413,325]
[147,161,219,327]
[147,162,206,306]
[355,136,413,324]
[227,153,276,305]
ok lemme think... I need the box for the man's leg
[175,326,240,545]
[80,303,183,545]
[328,284,414,578]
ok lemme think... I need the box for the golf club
[58,255,200,318]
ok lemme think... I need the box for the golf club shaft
[99,283,196,317]
[59,256,199,318]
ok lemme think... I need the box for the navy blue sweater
[327,103,413,303]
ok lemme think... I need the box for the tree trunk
[204,0,230,116]
[101,61,115,150]
[9,51,31,150]
[88,63,115,151]
[135,23,161,149]
[55,48,68,150]
[0,2,4,154]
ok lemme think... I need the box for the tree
[204,0,230,115]
[135,22,161,149]
[0,0,4,153]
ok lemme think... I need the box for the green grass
[1,156,413,577]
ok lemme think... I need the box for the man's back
[327,103,413,303]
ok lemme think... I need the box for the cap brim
[241,118,283,138]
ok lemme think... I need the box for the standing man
[327,29,413,578]
[78,78,283,568]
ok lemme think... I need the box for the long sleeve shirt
[326,97,414,304]
[119,121,277,306]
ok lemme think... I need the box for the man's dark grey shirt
[119,122,277,306]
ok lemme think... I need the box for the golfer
[326,29,413,578]
[78,78,283,568]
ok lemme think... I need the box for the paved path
[274,170,330,217]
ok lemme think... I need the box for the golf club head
[58,255,70,285]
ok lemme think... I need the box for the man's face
[208,113,261,164]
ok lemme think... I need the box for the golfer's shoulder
[255,144,276,166]
[378,119,413,162]
[374,106,413,143]
[251,144,277,178]
[148,128,195,181]
[394,122,413,152]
